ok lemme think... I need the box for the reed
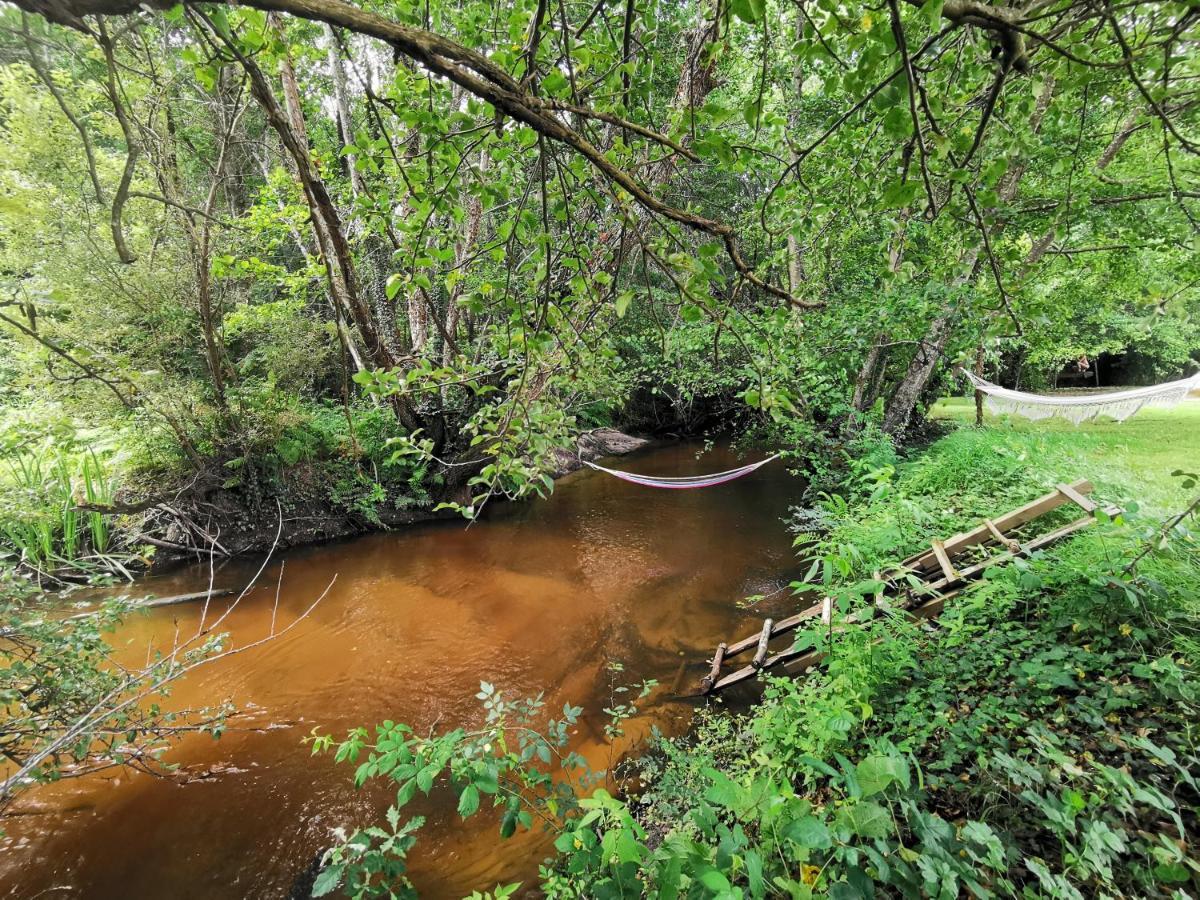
[0,446,115,568]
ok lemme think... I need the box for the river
[0,440,806,898]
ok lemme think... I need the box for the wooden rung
[984,518,1020,552]
[820,596,833,624]
[700,642,727,693]
[931,539,959,581]
[898,480,1093,573]
[723,602,823,658]
[1057,482,1097,513]
[751,620,773,669]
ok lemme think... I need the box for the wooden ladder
[700,479,1119,695]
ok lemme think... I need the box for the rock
[548,428,650,478]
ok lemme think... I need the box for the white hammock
[583,453,781,489]
[964,370,1200,425]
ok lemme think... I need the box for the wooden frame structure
[700,479,1119,695]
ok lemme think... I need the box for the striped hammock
[583,453,781,489]
[965,370,1200,425]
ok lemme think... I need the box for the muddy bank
[124,429,649,569]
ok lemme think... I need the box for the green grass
[930,397,1200,515]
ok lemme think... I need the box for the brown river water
[1,441,807,898]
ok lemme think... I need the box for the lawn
[930,396,1200,516]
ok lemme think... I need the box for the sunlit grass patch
[930,396,1200,515]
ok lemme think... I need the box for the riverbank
[13,428,650,579]
[145,426,650,561]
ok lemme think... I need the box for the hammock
[964,370,1200,425]
[583,453,781,489]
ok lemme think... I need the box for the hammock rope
[964,370,1200,425]
[583,453,782,489]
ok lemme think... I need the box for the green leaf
[785,815,832,849]
[856,754,908,797]
[615,290,634,318]
[746,848,766,898]
[729,0,766,23]
[542,70,569,96]
[921,0,945,28]
[500,802,520,839]
[836,801,893,839]
[879,180,921,210]
[743,96,763,129]
[475,768,499,794]
[458,784,480,817]
[311,864,342,897]
[696,866,732,892]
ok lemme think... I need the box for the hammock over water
[583,453,782,489]
[965,370,1200,425]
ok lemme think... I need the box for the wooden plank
[1057,482,1097,513]
[931,539,958,581]
[724,603,823,658]
[700,643,727,694]
[898,480,1092,574]
[984,518,1019,552]
[820,596,833,625]
[751,620,774,668]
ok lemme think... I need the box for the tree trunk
[974,343,985,425]
[324,29,404,360]
[851,337,885,412]
[785,10,805,295]
[882,80,1056,436]
[444,149,488,368]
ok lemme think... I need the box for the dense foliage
[0,0,1196,565]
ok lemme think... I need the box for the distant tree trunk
[785,10,805,296]
[444,149,488,368]
[851,210,909,412]
[325,26,367,198]
[974,343,985,425]
[324,28,404,361]
[882,80,1056,436]
[218,14,418,427]
[851,339,885,412]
